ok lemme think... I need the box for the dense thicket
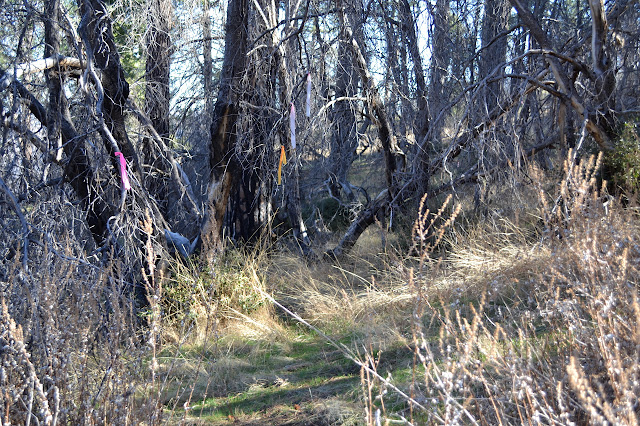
[1,0,638,301]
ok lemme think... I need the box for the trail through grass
[160,328,380,425]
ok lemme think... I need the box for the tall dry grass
[3,148,638,425]
[0,221,275,424]
[355,150,640,425]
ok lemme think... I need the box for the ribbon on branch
[114,152,132,191]
[306,72,312,117]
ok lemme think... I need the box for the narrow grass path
[161,330,379,425]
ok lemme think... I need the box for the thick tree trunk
[223,0,276,244]
[77,0,141,168]
[144,0,172,140]
[329,0,361,199]
[77,0,177,309]
[200,0,248,266]
[479,0,509,114]
[43,0,113,245]
[142,0,174,217]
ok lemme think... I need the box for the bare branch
[0,176,30,269]
[0,55,82,91]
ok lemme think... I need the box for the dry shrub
[161,245,271,345]
[363,151,640,425]
[0,241,163,424]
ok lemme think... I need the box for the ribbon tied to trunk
[277,145,287,185]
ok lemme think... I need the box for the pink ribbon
[114,152,131,191]
[290,103,296,149]
[306,72,312,117]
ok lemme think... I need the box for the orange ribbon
[277,145,287,185]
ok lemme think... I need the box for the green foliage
[605,121,640,194]
[317,197,351,231]
[108,1,146,103]
[163,252,267,325]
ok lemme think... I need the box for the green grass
[160,328,364,424]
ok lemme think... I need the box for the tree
[200,0,248,265]
[328,0,362,200]
[2,0,639,274]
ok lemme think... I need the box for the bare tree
[328,0,362,200]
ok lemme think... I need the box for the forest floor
[157,231,412,425]
[161,330,368,424]
[151,152,640,425]
[156,216,548,425]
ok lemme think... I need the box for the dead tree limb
[326,11,405,258]
[509,0,615,151]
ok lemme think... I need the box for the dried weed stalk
[364,150,640,425]
[0,239,160,424]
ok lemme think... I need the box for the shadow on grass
[193,374,358,419]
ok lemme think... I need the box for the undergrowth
[356,150,640,425]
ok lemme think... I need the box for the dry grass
[353,151,640,425]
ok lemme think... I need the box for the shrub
[605,120,640,194]
[163,249,267,327]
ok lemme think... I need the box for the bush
[605,121,640,194]
[163,250,267,327]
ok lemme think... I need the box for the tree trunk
[479,0,509,114]
[329,0,361,198]
[274,47,311,253]
[346,28,404,198]
[43,0,113,246]
[399,0,428,143]
[589,0,616,135]
[142,0,174,217]
[200,0,248,266]
[327,11,406,258]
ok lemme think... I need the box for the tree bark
[328,0,361,198]
[399,0,428,143]
[142,0,174,217]
[200,0,248,266]
[479,0,510,114]
[589,0,616,135]
[42,0,113,245]
[144,0,172,140]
